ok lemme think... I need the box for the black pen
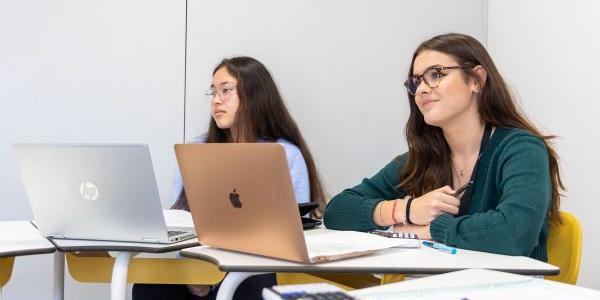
[453,181,473,197]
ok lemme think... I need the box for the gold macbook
[174,143,409,263]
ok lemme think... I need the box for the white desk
[51,237,198,300]
[0,221,55,257]
[349,268,600,299]
[0,221,56,300]
[180,229,559,300]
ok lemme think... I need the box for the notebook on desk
[175,143,413,263]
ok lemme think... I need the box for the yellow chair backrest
[276,273,380,290]
[1,257,15,288]
[66,252,225,285]
[545,211,582,284]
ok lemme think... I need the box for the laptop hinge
[47,233,66,239]
[142,238,161,243]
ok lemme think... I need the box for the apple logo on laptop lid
[229,188,242,208]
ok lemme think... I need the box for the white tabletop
[349,268,600,299]
[50,237,199,253]
[0,221,55,257]
[180,241,558,276]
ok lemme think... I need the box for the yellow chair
[66,252,225,285]
[382,211,583,286]
[545,211,582,284]
[380,273,405,284]
[276,273,381,290]
[1,257,15,288]
[277,272,406,289]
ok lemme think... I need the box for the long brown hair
[399,33,564,223]
[172,56,327,218]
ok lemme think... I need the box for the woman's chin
[423,114,444,127]
[214,119,233,129]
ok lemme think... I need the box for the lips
[213,109,226,117]
[421,99,438,109]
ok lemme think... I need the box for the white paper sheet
[162,209,195,231]
[305,230,420,261]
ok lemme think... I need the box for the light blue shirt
[171,134,310,204]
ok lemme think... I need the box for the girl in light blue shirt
[169,57,325,215]
[133,56,326,300]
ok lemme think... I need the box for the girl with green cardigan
[324,33,564,261]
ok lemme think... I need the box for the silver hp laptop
[13,143,195,244]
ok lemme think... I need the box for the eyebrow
[209,81,235,88]
[412,64,443,76]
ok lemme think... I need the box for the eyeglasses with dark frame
[404,65,472,96]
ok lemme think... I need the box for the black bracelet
[405,196,414,225]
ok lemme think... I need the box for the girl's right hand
[408,186,460,225]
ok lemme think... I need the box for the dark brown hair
[399,33,564,223]
[172,56,327,218]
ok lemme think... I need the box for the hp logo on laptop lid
[80,182,99,201]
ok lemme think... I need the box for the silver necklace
[452,154,477,188]
[453,163,465,177]
[451,162,466,188]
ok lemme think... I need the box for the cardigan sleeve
[430,134,552,256]
[323,154,408,232]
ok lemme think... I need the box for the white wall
[0,0,185,299]
[487,0,600,289]
[185,0,487,197]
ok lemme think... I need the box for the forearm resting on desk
[372,198,434,240]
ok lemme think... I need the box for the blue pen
[422,240,457,254]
